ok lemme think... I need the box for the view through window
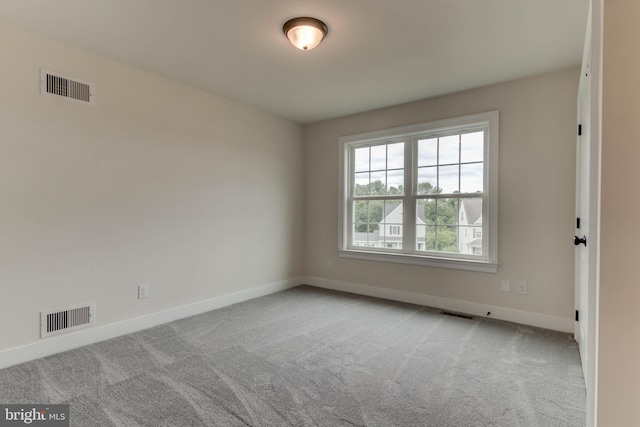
[339,112,499,272]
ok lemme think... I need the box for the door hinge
[575,310,579,322]
[576,217,581,229]
[578,124,582,136]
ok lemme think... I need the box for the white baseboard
[303,276,574,333]
[0,277,302,370]
[0,276,574,369]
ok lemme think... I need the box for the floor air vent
[40,302,96,338]
[40,69,95,105]
[440,310,474,320]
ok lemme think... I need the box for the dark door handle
[574,235,587,246]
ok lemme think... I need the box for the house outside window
[338,111,499,273]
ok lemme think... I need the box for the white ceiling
[0,0,589,124]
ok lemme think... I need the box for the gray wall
[304,68,579,323]
[0,21,305,351]
[598,0,640,424]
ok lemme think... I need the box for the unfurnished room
[0,1,638,426]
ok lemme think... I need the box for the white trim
[304,276,573,333]
[338,249,499,273]
[0,277,302,370]
[339,111,499,145]
[586,1,602,426]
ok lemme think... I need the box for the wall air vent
[40,69,95,105]
[40,302,96,338]
[440,310,474,320]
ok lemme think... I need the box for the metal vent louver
[40,69,95,105]
[440,310,474,320]
[40,302,96,338]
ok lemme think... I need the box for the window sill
[338,249,499,273]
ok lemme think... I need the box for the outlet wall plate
[138,284,149,299]
[517,281,528,295]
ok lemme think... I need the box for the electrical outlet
[517,281,528,295]
[501,279,511,292]
[138,284,149,299]
[328,259,334,269]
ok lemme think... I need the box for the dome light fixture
[283,17,328,51]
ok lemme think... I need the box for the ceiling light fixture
[283,17,328,51]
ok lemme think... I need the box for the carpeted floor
[0,286,586,426]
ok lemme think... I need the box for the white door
[575,5,600,418]
[575,61,591,373]
[576,4,601,426]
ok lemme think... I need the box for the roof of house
[383,201,427,223]
[384,201,401,218]
[461,199,483,225]
[467,238,483,248]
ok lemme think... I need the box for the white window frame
[338,111,499,273]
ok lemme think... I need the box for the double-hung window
[338,111,499,273]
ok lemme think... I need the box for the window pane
[353,200,369,230]
[353,222,367,233]
[382,201,402,224]
[387,143,404,169]
[461,131,484,163]
[354,172,370,196]
[354,142,405,197]
[352,200,387,248]
[418,138,438,166]
[369,200,384,224]
[460,198,483,226]
[352,200,383,231]
[415,199,484,256]
[439,135,459,164]
[459,226,482,255]
[370,145,386,170]
[416,222,427,250]
[387,169,404,195]
[352,222,380,248]
[424,226,436,251]
[436,226,459,252]
[438,164,459,194]
[417,167,438,194]
[381,201,403,249]
[417,199,436,226]
[459,198,483,256]
[416,199,431,251]
[437,198,459,225]
[370,171,386,195]
[460,163,483,193]
[354,147,370,172]
[421,225,462,252]
[352,223,367,247]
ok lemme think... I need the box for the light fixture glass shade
[283,17,328,51]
